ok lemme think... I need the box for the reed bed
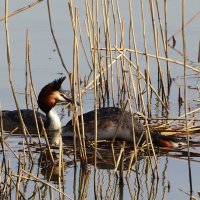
[0,0,200,199]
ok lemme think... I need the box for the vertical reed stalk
[69,0,77,165]
[115,142,125,186]
[198,41,200,63]
[5,0,34,163]
[111,0,120,104]
[25,30,29,109]
[128,0,145,114]
[40,119,54,164]
[93,38,98,170]
[0,105,7,175]
[140,0,151,117]
[22,140,26,169]
[16,154,21,200]
[69,2,87,164]
[129,101,141,185]
[149,0,167,106]
[164,0,171,89]
[30,85,42,149]
[92,5,98,195]
[182,0,193,193]
[58,134,63,200]
[47,0,70,74]
[102,0,113,105]
[155,0,172,89]
[76,14,88,165]
[74,7,87,164]
[26,31,37,101]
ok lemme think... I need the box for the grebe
[63,107,183,148]
[2,77,72,133]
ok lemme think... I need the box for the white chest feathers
[46,109,61,131]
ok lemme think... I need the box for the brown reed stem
[128,0,145,114]
[182,0,193,193]
[26,30,37,101]
[198,41,200,63]
[3,141,22,164]
[114,142,125,173]
[58,135,63,200]
[22,140,26,169]
[25,30,29,109]
[74,7,87,164]
[5,0,34,163]
[40,118,54,164]
[30,85,42,149]
[0,0,43,22]
[140,0,151,117]
[93,36,98,171]
[128,100,140,185]
[76,16,88,165]
[149,0,167,105]
[16,154,22,200]
[163,0,171,89]
[68,0,77,166]
[0,105,7,175]
[69,3,87,165]
[47,0,70,74]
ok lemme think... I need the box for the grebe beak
[56,88,80,106]
[56,88,72,103]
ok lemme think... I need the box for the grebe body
[63,107,145,142]
[63,108,184,148]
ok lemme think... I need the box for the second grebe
[63,107,183,148]
[63,107,145,142]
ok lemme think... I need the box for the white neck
[46,109,61,131]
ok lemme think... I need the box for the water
[1,0,200,199]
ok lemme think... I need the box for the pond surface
[0,0,200,199]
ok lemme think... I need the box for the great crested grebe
[63,107,183,148]
[2,77,72,133]
[2,77,183,148]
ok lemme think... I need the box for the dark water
[1,0,200,199]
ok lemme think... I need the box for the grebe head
[38,77,72,113]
